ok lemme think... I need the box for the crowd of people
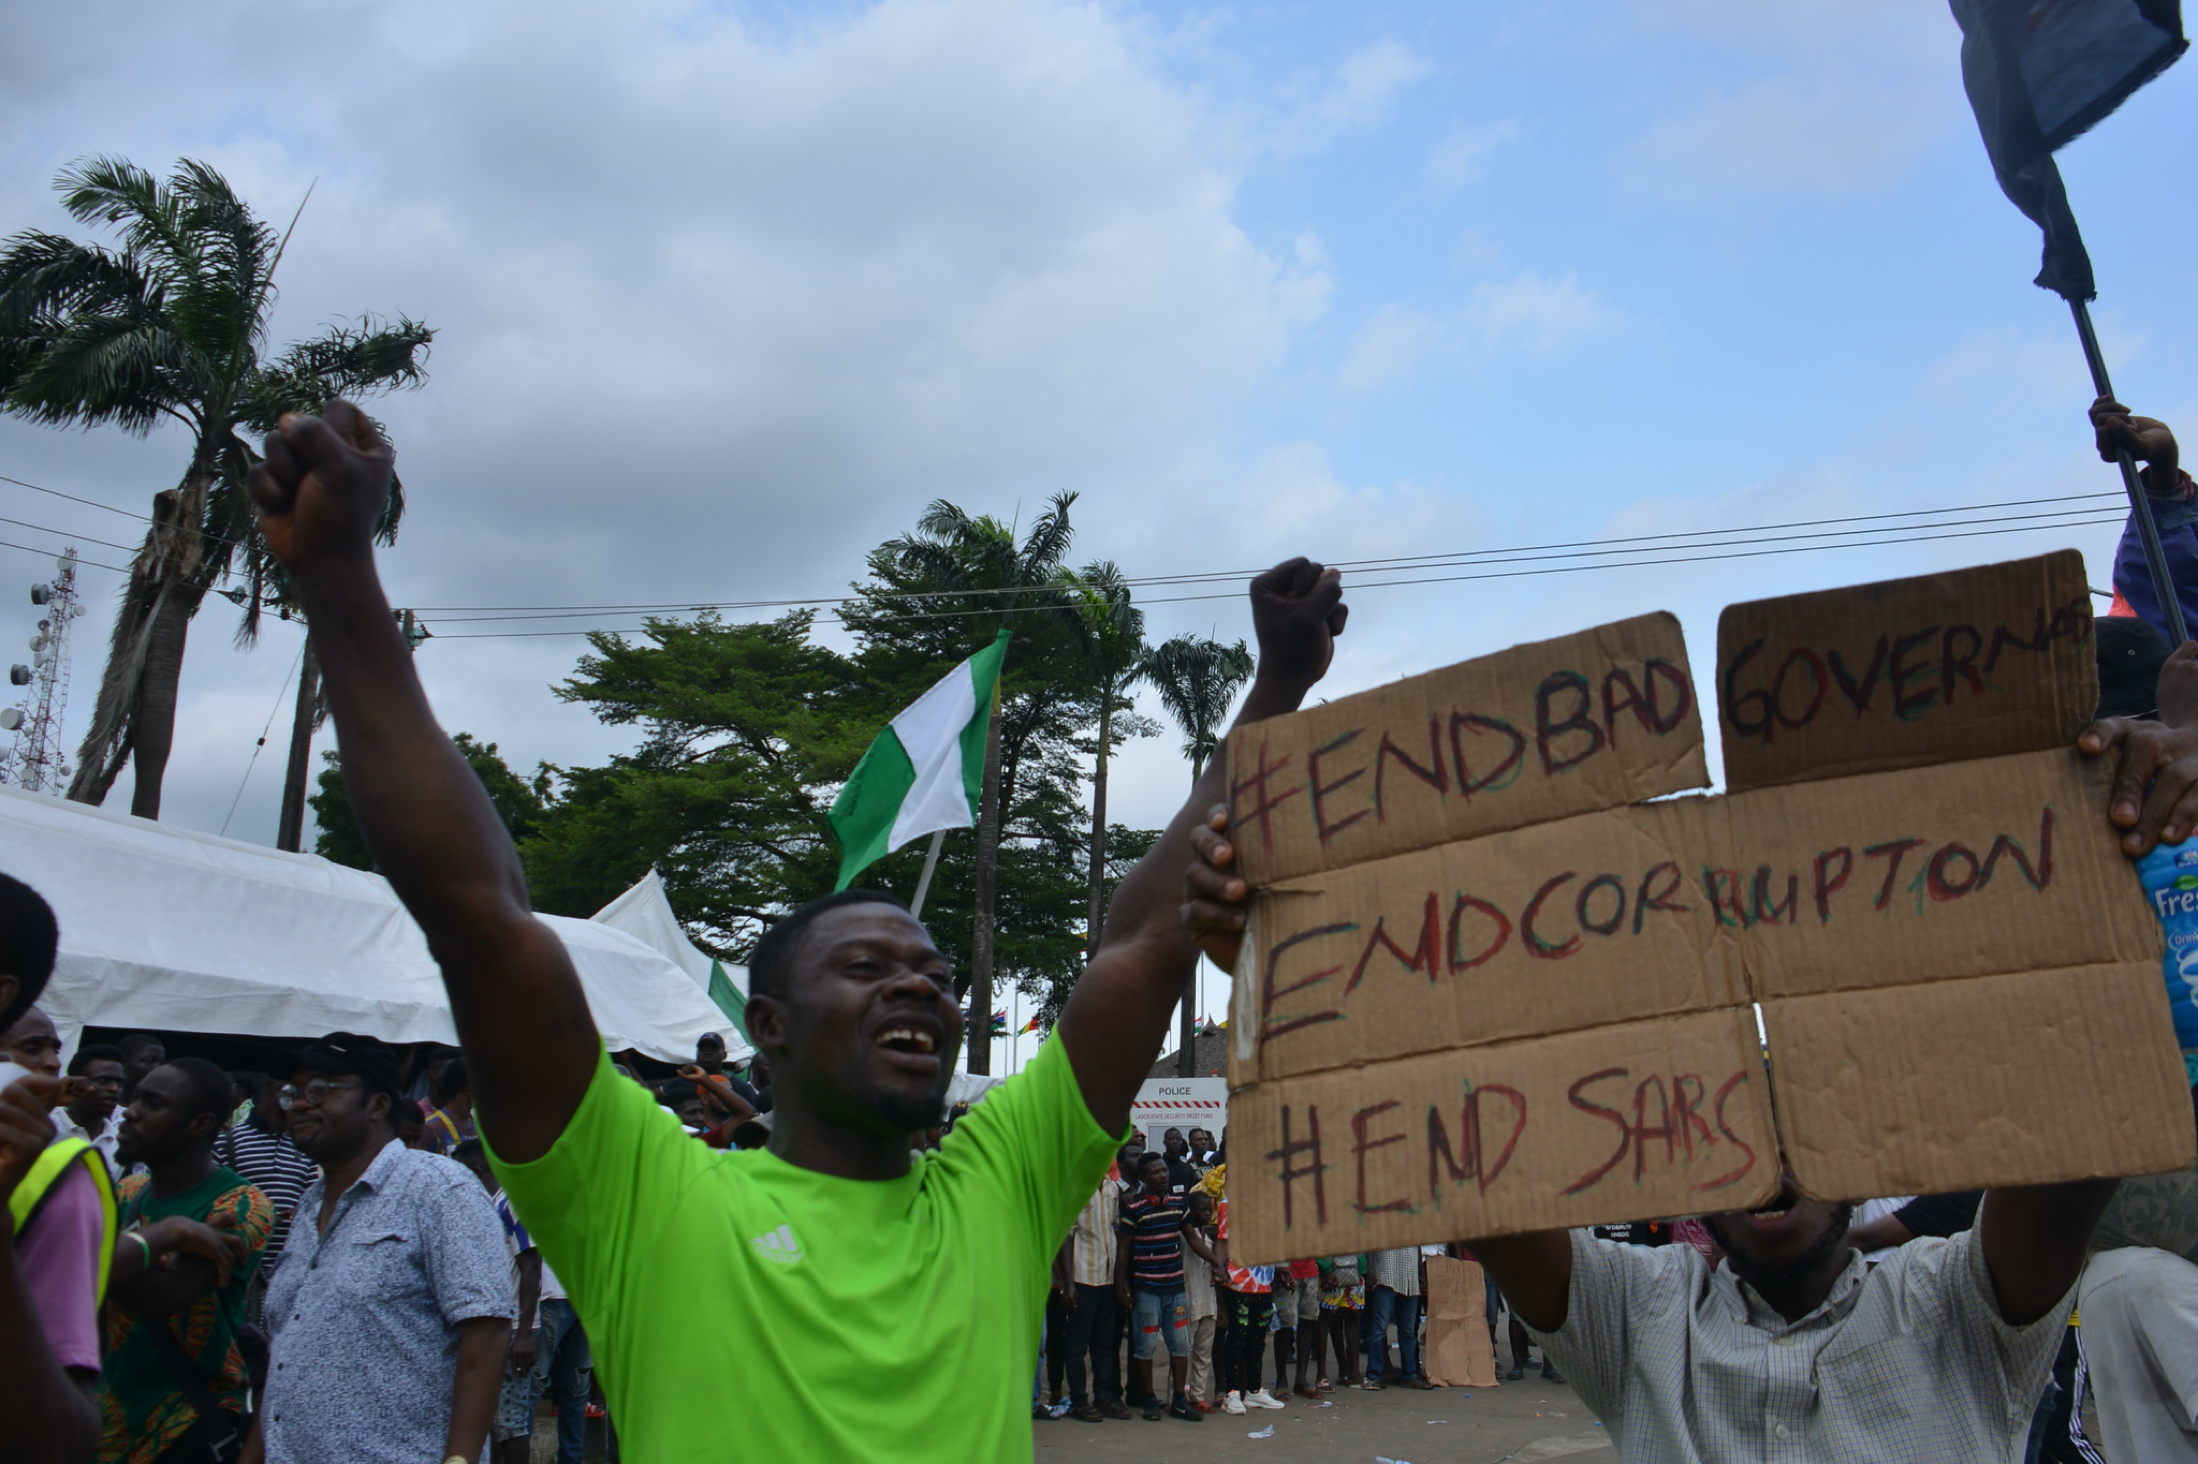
[1038,1121,1528,1424]
[4,392,2198,1463]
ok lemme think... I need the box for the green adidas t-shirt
[487,1033,1120,1461]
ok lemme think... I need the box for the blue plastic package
[2136,838,2198,1049]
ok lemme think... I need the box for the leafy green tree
[312,733,542,872]
[0,157,430,817]
[521,611,866,933]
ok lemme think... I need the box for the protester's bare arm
[2093,396,2182,490]
[0,1076,101,1464]
[1182,1223,1219,1271]
[247,403,595,1161]
[445,1316,507,1463]
[2081,642,2198,853]
[1979,1180,2119,1326]
[1057,559,1346,1135]
[1458,1235,1575,1334]
[110,1217,243,1317]
[509,1251,543,1376]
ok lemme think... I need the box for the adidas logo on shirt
[750,1224,804,1266]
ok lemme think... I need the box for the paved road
[1031,1377,1611,1463]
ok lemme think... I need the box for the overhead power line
[1,465,2139,639]
[427,508,2132,639]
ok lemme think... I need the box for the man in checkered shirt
[1180,653,2198,1462]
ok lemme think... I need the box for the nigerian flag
[830,630,1009,890]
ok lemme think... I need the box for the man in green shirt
[100,1057,271,1464]
[242,399,1349,1461]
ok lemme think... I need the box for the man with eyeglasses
[243,1033,511,1464]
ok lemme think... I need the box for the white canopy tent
[589,868,753,1062]
[0,786,738,1063]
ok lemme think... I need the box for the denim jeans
[1364,1286,1421,1382]
[1133,1287,1191,1359]
[492,1298,592,1464]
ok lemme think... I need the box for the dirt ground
[524,1369,1608,1462]
[1029,1374,1610,1463]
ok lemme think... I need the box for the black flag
[1951,0,2187,299]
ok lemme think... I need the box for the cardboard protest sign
[1224,613,1707,887]
[1224,552,2194,1265]
[1422,1256,1499,1388]
[1716,550,2095,792]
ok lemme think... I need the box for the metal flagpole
[2071,297,2191,647]
[908,829,947,917]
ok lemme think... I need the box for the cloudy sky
[4,0,2196,1051]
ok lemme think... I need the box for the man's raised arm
[1056,559,1347,1137]
[248,402,595,1161]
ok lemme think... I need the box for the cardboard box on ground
[1222,550,2197,1264]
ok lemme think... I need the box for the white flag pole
[908,829,948,917]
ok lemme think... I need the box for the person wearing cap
[241,1033,512,1464]
[242,400,1349,1464]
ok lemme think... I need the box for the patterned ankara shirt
[1530,1227,2070,1464]
[259,1140,513,1464]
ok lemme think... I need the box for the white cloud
[0,0,1336,838]
[1463,270,1612,358]
[1426,119,1520,189]
[1262,39,1431,157]
[1322,40,1432,132]
[1337,270,1611,394]
[1338,302,1438,395]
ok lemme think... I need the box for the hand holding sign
[2082,642,2198,853]
[1182,804,1248,971]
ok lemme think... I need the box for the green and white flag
[830,630,1009,891]
[706,959,751,1045]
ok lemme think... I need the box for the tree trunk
[73,466,214,817]
[127,578,195,820]
[276,638,321,851]
[966,709,1004,1075]
[1084,695,1112,961]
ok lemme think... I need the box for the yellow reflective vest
[7,1136,118,1305]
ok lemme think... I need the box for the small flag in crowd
[963,1006,1009,1036]
[829,631,1010,891]
[1951,0,2187,300]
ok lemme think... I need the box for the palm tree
[0,157,430,818]
[1142,632,1253,1076]
[1054,561,1149,959]
[851,494,1077,1073]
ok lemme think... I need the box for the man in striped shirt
[1116,1152,1216,1422]
[217,1070,318,1321]
[1064,1173,1127,1421]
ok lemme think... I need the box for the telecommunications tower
[0,549,85,792]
